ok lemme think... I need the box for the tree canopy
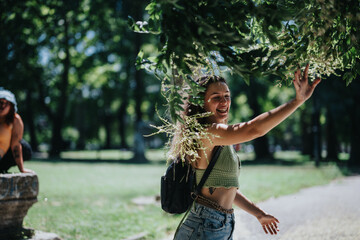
[131,0,359,121]
[1,0,359,165]
[133,0,359,80]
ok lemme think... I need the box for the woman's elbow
[248,127,267,140]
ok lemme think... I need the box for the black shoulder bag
[160,146,223,214]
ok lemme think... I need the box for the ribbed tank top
[195,145,241,188]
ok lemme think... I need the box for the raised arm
[207,64,321,146]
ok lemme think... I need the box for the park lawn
[13,153,343,240]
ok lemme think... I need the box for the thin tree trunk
[300,110,312,155]
[122,0,148,162]
[119,101,129,149]
[325,107,338,161]
[349,95,360,167]
[118,64,131,149]
[132,33,147,163]
[25,89,38,151]
[76,100,86,150]
[246,78,272,161]
[104,111,112,149]
[311,92,322,166]
[50,16,70,157]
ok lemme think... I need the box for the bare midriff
[200,187,237,210]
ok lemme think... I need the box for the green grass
[59,149,167,162]
[8,150,344,240]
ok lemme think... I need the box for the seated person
[0,88,33,173]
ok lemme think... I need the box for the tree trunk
[118,64,131,149]
[131,34,148,163]
[119,101,129,149]
[300,110,312,155]
[130,5,147,162]
[75,100,86,150]
[246,79,272,161]
[325,107,338,161]
[104,111,112,149]
[122,0,149,162]
[311,92,322,166]
[50,17,70,157]
[25,89,38,151]
[349,95,360,167]
[132,120,148,163]
[253,135,272,160]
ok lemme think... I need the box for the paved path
[163,176,360,240]
[233,176,360,240]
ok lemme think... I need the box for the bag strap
[173,146,223,240]
[194,145,223,195]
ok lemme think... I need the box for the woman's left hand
[257,213,280,235]
[293,63,321,103]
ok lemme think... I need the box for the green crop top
[195,145,241,188]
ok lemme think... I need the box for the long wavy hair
[169,75,228,164]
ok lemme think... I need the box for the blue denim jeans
[174,203,235,240]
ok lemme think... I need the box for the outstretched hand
[257,213,280,235]
[293,63,321,102]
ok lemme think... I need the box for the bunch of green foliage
[130,0,359,95]
[276,0,360,85]
[130,0,359,161]
[147,111,218,163]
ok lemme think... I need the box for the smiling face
[204,81,231,124]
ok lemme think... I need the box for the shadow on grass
[334,161,360,176]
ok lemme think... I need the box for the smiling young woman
[170,65,320,240]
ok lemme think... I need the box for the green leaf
[175,104,185,112]
[343,71,353,86]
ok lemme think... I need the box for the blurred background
[2,1,360,239]
[1,0,359,166]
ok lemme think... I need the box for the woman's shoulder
[13,114,24,129]
[14,113,23,122]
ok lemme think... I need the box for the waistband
[195,195,234,214]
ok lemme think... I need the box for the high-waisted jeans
[174,203,235,240]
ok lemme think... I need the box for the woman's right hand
[293,63,321,103]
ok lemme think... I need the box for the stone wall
[0,173,39,239]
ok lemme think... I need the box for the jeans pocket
[203,217,225,232]
[174,222,195,240]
